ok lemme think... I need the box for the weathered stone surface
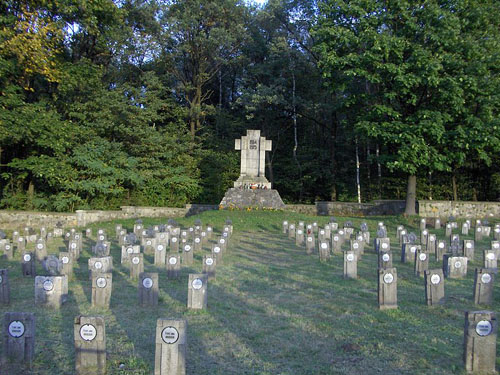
[35,275,68,309]
[443,255,468,278]
[415,249,429,277]
[154,318,187,375]
[138,273,159,306]
[233,129,272,188]
[202,255,216,280]
[378,268,397,310]
[463,311,497,374]
[219,188,285,210]
[22,252,35,277]
[424,269,445,306]
[88,257,113,279]
[473,269,494,305]
[130,254,144,279]
[74,316,106,375]
[166,255,181,279]
[187,274,207,310]
[0,269,10,304]
[41,255,62,276]
[91,273,112,308]
[59,252,73,277]
[3,312,35,365]
[343,251,357,279]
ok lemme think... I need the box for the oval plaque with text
[43,280,54,291]
[80,324,97,341]
[161,326,179,344]
[169,257,178,265]
[192,278,203,290]
[430,274,441,285]
[142,278,153,289]
[8,321,25,338]
[481,273,492,284]
[132,257,140,265]
[96,277,107,288]
[383,273,394,284]
[476,320,492,336]
[205,258,214,266]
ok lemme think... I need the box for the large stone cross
[234,130,272,188]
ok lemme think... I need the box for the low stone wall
[284,204,316,215]
[315,200,406,216]
[419,200,500,218]
[0,204,219,229]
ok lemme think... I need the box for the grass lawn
[0,210,499,374]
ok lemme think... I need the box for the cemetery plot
[0,213,499,375]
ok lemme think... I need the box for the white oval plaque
[36,243,43,250]
[99,235,104,241]
[172,237,178,243]
[381,243,388,250]
[430,274,441,285]
[161,326,179,344]
[410,246,416,253]
[95,261,103,270]
[213,246,221,253]
[205,258,214,266]
[382,254,390,262]
[96,277,107,288]
[321,243,328,249]
[142,277,153,289]
[454,261,462,269]
[169,257,178,265]
[487,253,495,261]
[439,242,445,249]
[195,238,201,243]
[334,236,339,241]
[43,280,54,291]
[383,273,394,284]
[307,237,312,242]
[80,324,97,341]
[481,273,492,284]
[146,240,152,246]
[476,320,492,336]
[23,254,31,262]
[220,239,226,244]
[192,278,203,290]
[346,254,354,262]
[297,230,303,235]
[353,243,359,249]
[419,253,427,261]
[62,256,69,264]
[71,243,77,249]
[132,257,140,265]
[184,245,191,252]
[127,247,134,254]
[8,321,25,338]
[157,244,164,251]
[466,242,472,249]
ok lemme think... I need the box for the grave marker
[59,252,73,277]
[424,269,445,306]
[436,240,447,262]
[202,255,216,280]
[463,311,497,374]
[464,240,475,259]
[154,318,187,375]
[295,229,304,247]
[378,268,398,310]
[414,249,429,277]
[343,251,357,279]
[89,257,113,278]
[74,316,106,375]
[0,269,10,304]
[319,241,330,262]
[187,274,207,309]
[42,255,62,276]
[35,275,68,308]
[378,250,393,269]
[2,241,13,260]
[305,235,315,255]
[443,255,468,278]
[3,312,35,365]
[483,250,497,273]
[473,269,494,305]
[130,254,144,279]
[22,252,35,277]
[182,243,193,265]
[138,273,159,306]
[91,273,112,308]
[154,243,167,267]
[212,244,223,265]
[166,255,181,278]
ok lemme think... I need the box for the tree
[314,0,500,214]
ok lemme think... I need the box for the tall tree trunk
[376,143,382,198]
[366,142,371,198]
[355,137,361,203]
[428,171,433,200]
[452,173,458,201]
[291,66,303,201]
[27,179,35,210]
[404,175,417,215]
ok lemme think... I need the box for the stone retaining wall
[419,200,500,218]
[0,204,219,229]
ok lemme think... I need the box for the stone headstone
[182,243,193,265]
[443,255,468,278]
[153,243,167,267]
[166,255,181,279]
[378,250,392,269]
[332,233,342,254]
[319,241,330,262]
[35,275,68,308]
[202,255,216,280]
[2,241,13,260]
[434,218,441,230]
[138,273,158,306]
[143,237,156,255]
[288,224,296,239]
[154,318,187,375]
[187,274,207,309]
[462,222,470,236]
[218,237,227,252]
[424,269,445,306]
[420,218,426,231]
[463,240,475,259]
[21,252,35,277]
[59,252,73,277]
[426,234,437,253]
[475,226,484,242]
[42,255,62,276]
[130,254,144,279]
[483,250,497,273]
[378,268,397,310]
[343,251,357,279]
[89,257,113,278]
[494,225,500,240]
[420,229,429,247]
[3,312,35,365]
[74,316,106,375]
[0,269,10,304]
[463,311,497,374]
[121,245,140,264]
[414,249,429,277]
[375,238,390,253]
[473,268,494,305]
[401,244,420,264]
[305,235,315,255]
[68,240,81,260]
[212,244,223,265]
[34,240,47,261]
[193,236,202,252]
[91,273,112,308]
[295,229,304,247]
[436,240,447,262]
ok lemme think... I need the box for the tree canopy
[0,0,498,212]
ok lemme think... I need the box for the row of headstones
[3,308,497,374]
[2,313,189,375]
[0,221,231,309]
[419,217,500,242]
[281,220,498,309]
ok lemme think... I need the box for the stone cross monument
[234,130,272,188]
[220,129,284,209]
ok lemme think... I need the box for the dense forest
[1,0,499,213]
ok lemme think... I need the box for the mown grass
[0,210,499,374]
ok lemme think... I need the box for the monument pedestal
[220,188,285,210]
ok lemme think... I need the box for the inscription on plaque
[43,280,54,291]
[8,321,25,338]
[384,273,394,284]
[431,274,441,285]
[96,277,107,288]
[192,278,203,290]
[476,320,492,336]
[169,257,177,265]
[80,324,97,341]
[161,327,179,344]
[142,278,153,289]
